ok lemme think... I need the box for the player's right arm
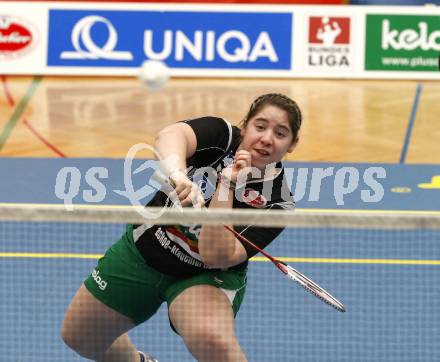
[155,122,197,173]
[154,122,203,207]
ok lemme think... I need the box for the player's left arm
[198,180,248,267]
[199,150,252,268]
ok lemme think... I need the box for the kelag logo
[47,10,292,69]
[365,15,440,72]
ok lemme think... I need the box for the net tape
[1,203,440,229]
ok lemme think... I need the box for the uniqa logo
[381,19,440,51]
[143,30,279,63]
[60,15,133,60]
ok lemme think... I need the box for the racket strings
[299,282,344,311]
[284,265,346,312]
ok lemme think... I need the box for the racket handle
[151,170,170,186]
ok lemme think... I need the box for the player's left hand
[221,150,252,186]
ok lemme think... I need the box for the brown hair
[240,93,302,144]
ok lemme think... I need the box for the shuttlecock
[138,60,170,91]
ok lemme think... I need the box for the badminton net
[1,204,439,362]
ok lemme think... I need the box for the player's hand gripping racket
[152,171,346,312]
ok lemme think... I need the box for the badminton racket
[223,224,345,312]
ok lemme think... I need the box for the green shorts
[84,230,247,326]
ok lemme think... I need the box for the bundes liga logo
[306,16,353,71]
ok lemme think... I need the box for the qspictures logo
[53,143,387,220]
[306,16,353,71]
[365,15,440,72]
[0,15,38,60]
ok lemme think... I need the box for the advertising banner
[47,10,292,70]
[0,15,39,60]
[0,5,46,73]
[365,14,440,72]
[1,2,439,79]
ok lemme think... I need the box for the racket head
[280,262,346,312]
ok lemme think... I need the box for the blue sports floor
[1,158,439,361]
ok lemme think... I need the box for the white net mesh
[1,204,439,361]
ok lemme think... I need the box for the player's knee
[61,323,101,360]
[61,323,84,354]
[206,335,231,356]
[191,328,234,357]
[61,323,80,352]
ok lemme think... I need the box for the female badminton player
[61,93,302,362]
